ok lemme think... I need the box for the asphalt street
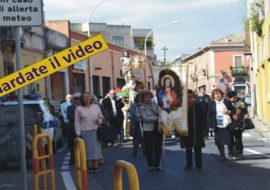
[1,129,270,190]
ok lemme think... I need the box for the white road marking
[242,133,252,138]
[244,148,270,158]
[61,171,76,190]
[61,153,76,190]
[62,160,70,165]
[61,165,69,170]
[259,138,270,142]
[0,184,15,188]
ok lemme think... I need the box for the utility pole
[161,46,168,65]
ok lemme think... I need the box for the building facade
[183,34,250,95]
[0,27,46,96]
[46,20,155,99]
[247,0,270,122]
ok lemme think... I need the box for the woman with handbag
[207,89,234,161]
[75,92,103,173]
[227,91,247,158]
[139,91,162,171]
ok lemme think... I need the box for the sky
[43,0,247,61]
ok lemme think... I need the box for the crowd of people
[49,85,248,173]
[57,89,125,173]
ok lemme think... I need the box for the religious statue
[120,51,134,84]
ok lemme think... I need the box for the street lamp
[87,0,109,38]
[143,20,179,88]
[86,0,109,93]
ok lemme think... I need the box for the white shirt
[61,101,72,123]
[110,98,117,116]
[215,100,227,128]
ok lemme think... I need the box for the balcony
[230,66,249,76]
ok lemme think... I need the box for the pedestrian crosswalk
[61,153,76,190]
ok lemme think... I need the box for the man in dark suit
[181,90,206,171]
[195,85,211,138]
[102,89,124,145]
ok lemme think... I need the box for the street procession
[0,0,270,190]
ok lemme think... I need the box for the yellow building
[247,0,270,122]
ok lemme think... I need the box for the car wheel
[0,161,8,169]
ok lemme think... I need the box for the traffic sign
[0,34,109,97]
[0,0,43,26]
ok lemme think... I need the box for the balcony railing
[230,66,249,76]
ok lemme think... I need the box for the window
[234,56,243,67]
[102,77,111,97]
[234,77,246,84]
[112,36,124,46]
[233,77,246,95]
[24,104,42,113]
[74,73,85,93]
[147,82,151,90]
[93,75,100,97]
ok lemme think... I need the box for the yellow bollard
[74,138,88,190]
[33,124,38,138]
[33,134,55,190]
[113,160,140,190]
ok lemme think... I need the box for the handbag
[97,120,118,143]
[240,115,255,131]
[227,120,241,132]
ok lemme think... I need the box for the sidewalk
[252,116,270,138]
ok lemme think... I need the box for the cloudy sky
[43,0,246,61]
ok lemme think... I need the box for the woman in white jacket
[139,91,162,171]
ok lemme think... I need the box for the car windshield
[24,104,42,112]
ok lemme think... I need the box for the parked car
[0,98,62,168]
[244,94,251,105]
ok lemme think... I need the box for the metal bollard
[33,124,38,138]
[33,124,47,189]
[113,160,140,190]
[74,138,88,190]
[33,134,55,190]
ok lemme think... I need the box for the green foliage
[249,0,264,37]
[230,66,248,76]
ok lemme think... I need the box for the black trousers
[228,131,243,156]
[132,136,144,156]
[143,131,163,168]
[109,117,123,142]
[235,131,243,155]
[67,124,76,163]
[185,147,202,168]
[62,122,69,142]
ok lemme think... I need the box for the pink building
[183,34,250,95]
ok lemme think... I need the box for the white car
[244,94,251,105]
[0,98,62,167]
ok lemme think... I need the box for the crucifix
[161,46,168,65]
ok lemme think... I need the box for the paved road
[1,129,270,190]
